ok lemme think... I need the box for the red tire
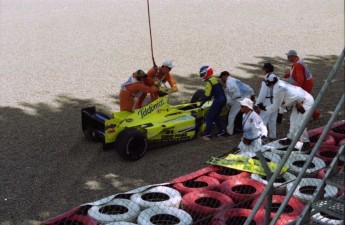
[181,190,234,221]
[220,178,266,207]
[208,167,250,182]
[310,134,336,148]
[317,168,327,179]
[211,208,265,225]
[328,124,345,141]
[316,145,340,165]
[173,175,220,195]
[251,195,305,218]
[44,205,97,225]
[170,166,219,183]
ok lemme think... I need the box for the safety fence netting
[44,121,344,225]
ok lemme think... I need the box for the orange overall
[135,66,177,109]
[284,57,320,119]
[284,57,314,93]
[120,82,158,112]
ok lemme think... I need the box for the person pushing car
[135,60,178,109]
[120,70,158,112]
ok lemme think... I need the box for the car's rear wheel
[116,128,147,160]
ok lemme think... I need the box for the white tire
[251,172,296,195]
[264,140,302,156]
[312,212,344,225]
[137,206,193,225]
[239,151,281,163]
[287,178,338,203]
[130,186,181,209]
[287,152,326,177]
[88,199,140,223]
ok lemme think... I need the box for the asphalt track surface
[0,0,344,224]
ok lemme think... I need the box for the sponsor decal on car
[137,99,165,118]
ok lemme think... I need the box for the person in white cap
[219,71,255,136]
[238,98,268,154]
[135,60,178,109]
[254,63,278,140]
[284,50,320,120]
[257,73,314,153]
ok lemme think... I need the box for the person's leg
[268,112,278,139]
[203,102,218,139]
[213,102,226,134]
[227,101,241,135]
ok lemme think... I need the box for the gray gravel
[0,0,344,224]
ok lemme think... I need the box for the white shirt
[242,110,268,139]
[265,80,312,113]
[225,77,254,100]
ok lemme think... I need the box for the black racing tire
[116,128,147,161]
[190,89,206,103]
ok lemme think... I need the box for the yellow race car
[81,90,228,160]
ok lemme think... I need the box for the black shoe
[301,142,311,153]
[279,138,292,145]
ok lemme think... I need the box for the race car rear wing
[81,107,106,134]
[82,107,115,150]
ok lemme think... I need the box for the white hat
[285,50,297,56]
[162,60,174,69]
[239,98,253,110]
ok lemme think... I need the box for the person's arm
[292,64,305,88]
[255,81,266,104]
[165,73,178,93]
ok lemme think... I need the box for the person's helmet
[199,66,213,81]
[264,73,278,86]
[135,69,147,80]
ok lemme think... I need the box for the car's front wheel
[116,128,148,160]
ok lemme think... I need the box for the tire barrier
[130,186,181,209]
[181,190,234,222]
[275,214,300,225]
[310,134,336,148]
[208,167,250,182]
[311,212,344,225]
[328,124,345,142]
[339,138,345,146]
[239,151,281,163]
[137,206,193,225]
[169,166,219,183]
[264,140,302,156]
[287,178,338,204]
[88,199,141,223]
[250,172,296,195]
[220,178,266,208]
[286,152,326,177]
[251,195,305,218]
[106,222,137,225]
[211,208,265,225]
[44,205,98,225]
[316,145,340,165]
[317,168,327,179]
[173,175,220,195]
